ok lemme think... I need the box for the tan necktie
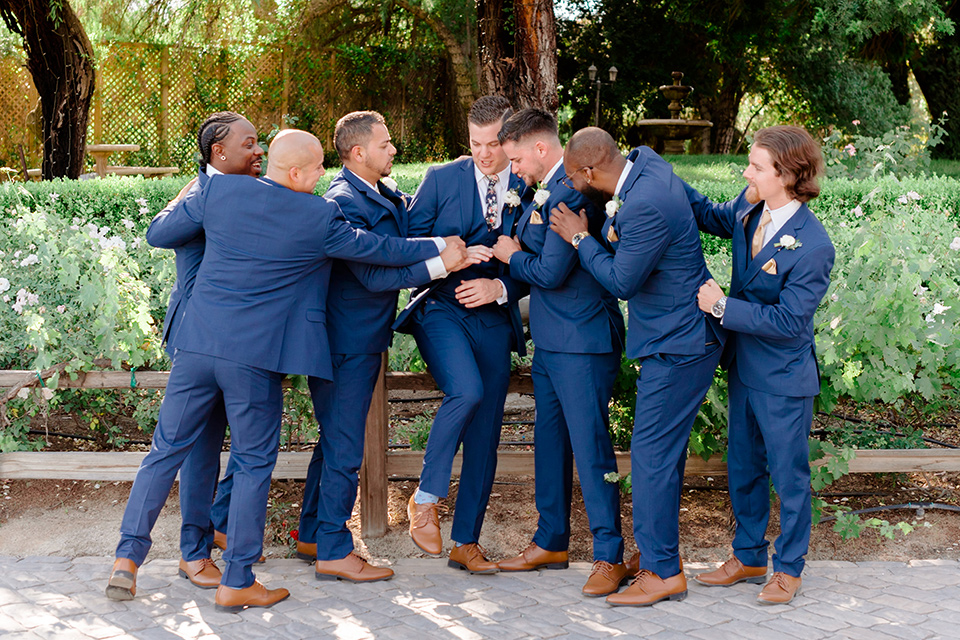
[751,209,773,259]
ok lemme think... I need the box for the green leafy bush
[823,118,946,180]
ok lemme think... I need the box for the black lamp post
[589,64,618,127]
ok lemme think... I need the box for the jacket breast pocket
[306,308,326,323]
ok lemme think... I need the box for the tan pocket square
[530,210,543,225]
[607,226,619,242]
[761,258,778,275]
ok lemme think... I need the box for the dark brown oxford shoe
[105,558,138,601]
[694,556,766,587]
[497,542,569,571]
[315,552,395,583]
[215,580,289,613]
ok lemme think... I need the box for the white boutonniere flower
[380,176,398,192]
[504,188,522,208]
[774,234,802,250]
[605,196,623,218]
[533,184,550,209]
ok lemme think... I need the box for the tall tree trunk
[696,66,744,155]
[913,29,960,159]
[478,0,558,111]
[1,0,95,179]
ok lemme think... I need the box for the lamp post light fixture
[589,64,618,127]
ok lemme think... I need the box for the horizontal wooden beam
[0,370,533,394]
[2,449,955,482]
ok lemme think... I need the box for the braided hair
[197,111,244,171]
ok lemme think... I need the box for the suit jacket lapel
[342,169,401,229]
[501,172,525,236]
[461,161,483,235]
[738,204,811,290]
[618,149,647,203]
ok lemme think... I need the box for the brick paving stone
[690,621,799,640]
[0,586,27,606]
[517,587,582,608]
[704,601,776,624]
[800,587,884,613]
[0,610,25,633]
[501,613,570,638]
[836,626,915,640]
[0,601,62,628]
[869,593,940,615]
[101,608,163,632]
[759,616,830,639]
[606,615,667,637]
[62,613,127,639]
[868,623,936,640]
[648,630,712,640]
[458,597,524,622]
[560,601,629,625]
[781,606,852,632]
[918,617,960,638]
[132,625,199,639]
[800,601,890,627]
[457,613,530,639]
[562,618,626,638]
[19,556,71,565]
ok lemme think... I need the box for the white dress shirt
[543,158,565,186]
[760,199,802,249]
[474,163,514,230]
[614,160,634,200]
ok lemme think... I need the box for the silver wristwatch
[571,231,590,250]
[711,296,727,319]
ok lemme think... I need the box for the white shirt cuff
[425,256,448,280]
[495,278,508,305]
[431,237,446,251]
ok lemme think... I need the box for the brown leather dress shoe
[213,530,265,564]
[105,558,138,601]
[315,552,395,583]
[296,541,317,563]
[215,580,290,613]
[497,542,569,571]
[582,561,632,597]
[408,495,443,556]
[606,569,687,607]
[694,556,766,587]
[178,557,222,589]
[757,572,801,605]
[448,543,499,574]
[625,552,640,576]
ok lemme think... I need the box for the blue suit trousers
[298,354,383,560]
[410,300,512,545]
[116,350,283,589]
[728,363,813,577]
[530,348,623,563]
[177,399,226,561]
[631,344,722,578]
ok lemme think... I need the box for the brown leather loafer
[757,572,801,605]
[178,557,222,589]
[105,558,138,601]
[498,542,568,571]
[448,543,499,574]
[213,530,265,564]
[582,560,632,597]
[606,569,687,607]
[408,495,443,556]
[215,580,289,613]
[694,556,766,587]
[315,551,394,583]
[296,541,317,563]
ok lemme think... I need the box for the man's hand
[442,236,466,251]
[549,202,589,243]
[439,242,469,273]
[493,235,522,264]
[167,177,198,206]
[698,278,725,313]
[455,278,504,308]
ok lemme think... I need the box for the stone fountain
[634,72,713,155]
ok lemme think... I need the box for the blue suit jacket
[324,168,434,354]
[509,168,624,354]
[393,157,528,355]
[684,184,835,397]
[577,147,723,359]
[158,169,209,354]
[145,174,440,380]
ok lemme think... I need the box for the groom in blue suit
[490,109,629,597]
[394,96,527,573]
[552,128,724,606]
[107,130,456,611]
[685,126,834,606]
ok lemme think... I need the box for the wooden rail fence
[3,362,960,538]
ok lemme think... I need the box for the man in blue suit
[155,112,265,591]
[552,128,724,606]
[490,109,630,597]
[107,130,459,611]
[685,126,834,605]
[394,96,527,573]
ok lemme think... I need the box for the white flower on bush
[503,188,522,207]
[830,316,842,330]
[49,193,59,201]
[12,288,39,314]
[0,277,8,293]
[57,305,66,313]
[121,219,135,230]
[16,388,29,399]
[99,236,127,251]
[135,198,147,207]
[925,301,952,324]
[533,187,551,209]
[852,205,863,217]
[40,388,54,400]
[907,191,921,201]
[131,238,142,249]
[831,293,839,302]
[138,207,150,215]
[380,176,398,192]
[950,237,960,251]
[2,295,8,303]
[18,254,38,267]
[897,194,908,205]
[843,144,856,157]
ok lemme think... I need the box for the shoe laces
[196,557,216,572]
[629,569,659,590]
[464,543,490,561]
[768,572,791,591]
[589,561,617,580]
[412,502,446,528]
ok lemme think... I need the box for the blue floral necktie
[484,174,499,230]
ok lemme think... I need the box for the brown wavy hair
[753,126,824,202]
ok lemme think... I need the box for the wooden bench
[106,165,180,178]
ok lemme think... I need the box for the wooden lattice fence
[1,41,454,174]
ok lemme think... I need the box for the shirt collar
[765,199,802,231]
[614,159,633,199]
[543,158,565,186]
[344,167,380,193]
[474,162,512,187]
[205,164,223,177]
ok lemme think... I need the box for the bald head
[266,129,326,193]
[564,128,621,169]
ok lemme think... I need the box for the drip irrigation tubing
[817,412,959,449]
[818,502,960,523]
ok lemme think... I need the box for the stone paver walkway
[0,557,958,639]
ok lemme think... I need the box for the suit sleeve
[682,181,740,239]
[322,203,440,266]
[723,241,835,339]
[146,182,205,249]
[508,196,586,289]
[576,202,671,300]
[406,167,442,238]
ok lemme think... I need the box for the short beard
[579,182,608,210]
[745,185,760,204]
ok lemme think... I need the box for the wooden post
[327,51,336,150]
[281,45,289,128]
[359,352,390,538]
[159,46,169,163]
